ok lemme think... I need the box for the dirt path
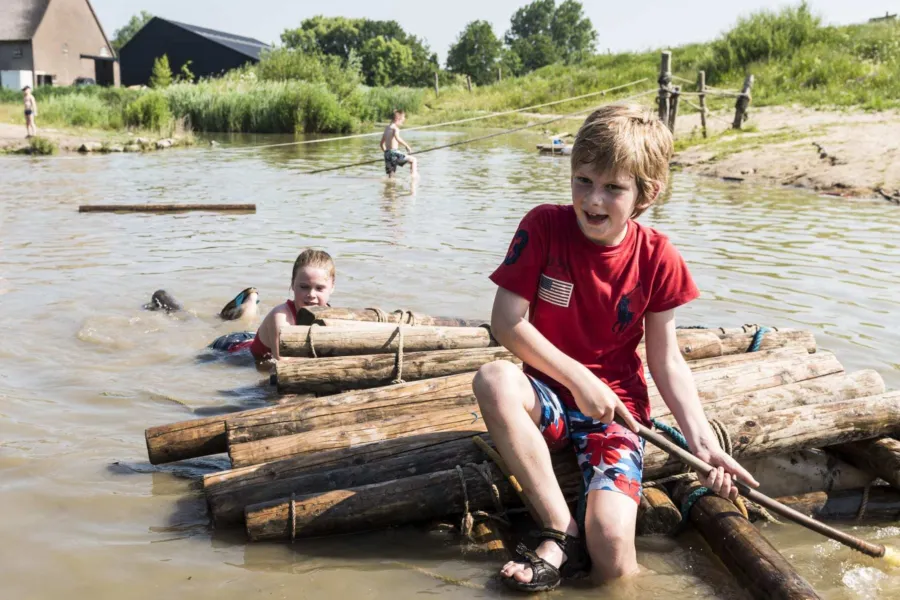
[0,122,113,152]
[671,105,900,201]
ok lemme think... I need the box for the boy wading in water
[380,109,417,178]
[23,86,38,138]
[475,104,759,592]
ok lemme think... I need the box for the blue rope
[747,326,772,352]
[650,418,690,451]
[680,486,713,521]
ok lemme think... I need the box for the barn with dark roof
[119,17,270,86]
[0,0,118,88]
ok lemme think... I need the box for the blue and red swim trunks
[530,375,645,504]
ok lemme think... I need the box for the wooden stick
[636,420,893,560]
[658,51,672,129]
[698,70,708,138]
[78,204,256,213]
[667,85,680,132]
[732,74,754,129]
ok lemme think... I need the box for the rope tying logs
[305,324,319,358]
[391,327,405,384]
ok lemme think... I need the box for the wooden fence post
[658,51,672,130]
[466,74,472,93]
[434,72,439,97]
[698,70,708,138]
[497,66,502,82]
[733,74,754,129]
[668,85,681,133]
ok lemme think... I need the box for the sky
[90,0,897,62]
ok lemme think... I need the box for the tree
[446,21,502,86]
[149,54,172,88]
[503,0,596,72]
[280,16,436,86]
[112,11,153,52]
[551,0,597,62]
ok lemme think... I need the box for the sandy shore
[672,105,900,202]
[0,122,190,154]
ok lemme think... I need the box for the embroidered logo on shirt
[504,229,529,265]
[613,282,642,333]
[538,274,574,307]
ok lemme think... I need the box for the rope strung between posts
[391,326,405,384]
[305,324,319,358]
[222,79,650,152]
[303,88,657,175]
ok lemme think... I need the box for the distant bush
[27,136,57,155]
[124,91,172,130]
[701,2,822,81]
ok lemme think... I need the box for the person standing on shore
[380,109,418,178]
[23,86,37,138]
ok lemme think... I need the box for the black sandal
[501,528,588,592]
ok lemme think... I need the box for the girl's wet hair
[571,104,674,218]
[291,249,335,284]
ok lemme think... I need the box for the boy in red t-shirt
[474,104,759,592]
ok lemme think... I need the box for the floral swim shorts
[530,375,645,504]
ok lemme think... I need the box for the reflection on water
[1,130,899,599]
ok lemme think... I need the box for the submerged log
[279,325,496,358]
[673,480,821,600]
[830,437,900,490]
[295,306,488,327]
[206,368,869,525]
[636,487,681,536]
[774,487,900,523]
[231,352,842,468]
[241,393,900,539]
[78,203,256,213]
[274,347,516,395]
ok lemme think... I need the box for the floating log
[830,437,900,490]
[146,371,475,464]
[205,370,880,525]
[295,306,488,328]
[242,391,900,539]
[774,487,900,523]
[637,487,681,535]
[78,204,256,213]
[279,325,495,358]
[231,353,842,468]
[274,347,517,395]
[673,480,821,600]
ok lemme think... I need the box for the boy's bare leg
[473,360,578,583]
[585,490,640,583]
[408,156,418,176]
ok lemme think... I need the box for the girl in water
[210,249,335,362]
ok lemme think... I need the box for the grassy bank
[1,4,897,135]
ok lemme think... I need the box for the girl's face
[292,266,334,307]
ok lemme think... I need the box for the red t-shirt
[489,204,700,425]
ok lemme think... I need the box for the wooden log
[466,74,472,92]
[743,449,875,499]
[667,85,680,132]
[733,74,754,130]
[717,328,814,356]
[232,352,842,467]
[243,393,900,540]
[145,330,825,464]
[274,347,516,395]
[279,324,495,358]
[697,70,708,138]
[295,306,487,327]
[434,72,439,96]
[673,480,822,600]
[207,371,873,525]
[636,486,681,535]
[219,373,881,528]
[658,51,672,129]
[830,437,900,490]
[146,372,474,464]
[78,204,256,213]
[774,487,900,523]
[469,520,510,557]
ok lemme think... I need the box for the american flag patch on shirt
[538,274,574,307]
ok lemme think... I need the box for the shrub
[27,136,57,155]
[124,91,172,130]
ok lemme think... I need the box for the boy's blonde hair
[291,249,335,284]
[571,104,673,218]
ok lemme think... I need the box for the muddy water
[1,130,899,599]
